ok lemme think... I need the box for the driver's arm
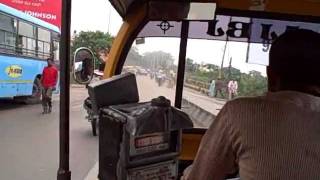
[183,103,239,180]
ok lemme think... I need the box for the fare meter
[98,97,192,180]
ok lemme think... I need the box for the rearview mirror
[149,2,216,21]
[73,47,94,84]
[187,3,216,20]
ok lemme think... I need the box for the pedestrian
[40,58,58,114]
[208,79,215,97]
[228,80,238,99]
[214,78,224,98]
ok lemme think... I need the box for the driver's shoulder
[224,95,268,110]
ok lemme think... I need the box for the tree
[125,47,142,66]
[142,51,175,71]
[71,31,114,67]
[186,58,199,73]
[238,71,267,96]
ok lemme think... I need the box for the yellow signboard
[5,65,23,78]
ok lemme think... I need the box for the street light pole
[57,0,72,179]
[107,3,111,34]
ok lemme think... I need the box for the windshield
[121,15,320,128]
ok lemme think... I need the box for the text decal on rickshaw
[202,16,320,43]
[139,16,320,44]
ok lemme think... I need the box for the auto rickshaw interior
[72,1,320,179]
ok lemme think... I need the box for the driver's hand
[181,165,193,180]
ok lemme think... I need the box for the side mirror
[73,47,95,84]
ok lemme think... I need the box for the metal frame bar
[174,20,189,109]
[103,4,148,77]
[114,18,148,75]
[57,0,72,179]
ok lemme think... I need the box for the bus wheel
[25,78,41,104]
[91,119,99,136]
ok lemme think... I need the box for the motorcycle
[155,73,165,87]
[83,70,103,136]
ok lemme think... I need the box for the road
[0,87,96,180]
[136,75,225,127]
[0,75,225,180]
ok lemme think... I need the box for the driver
[80,57,92,82]
[183,29,320,180]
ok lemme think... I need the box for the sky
[71,0,122,36]
[71,0,267,76]
[135,38,267,76]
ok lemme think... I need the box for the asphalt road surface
[0,87,96,180]
[0,75,225,180]
[137,75,225,125]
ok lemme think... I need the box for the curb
[71,84,85,88]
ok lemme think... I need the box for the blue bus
[0,3,60,103]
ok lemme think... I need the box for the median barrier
[181,98,216,127]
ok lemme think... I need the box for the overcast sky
[71,0,267,76]
[71,0,122,36]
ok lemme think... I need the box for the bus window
[38,41,44,58]
[52,31,60,61]
[122,37,180,103]
[0,13,17,54]
[43,42,50,58]
[53,40,60,61]
[38,28,51,59]
[18,21,36,57]
[182,39,267,128]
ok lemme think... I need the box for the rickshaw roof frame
[109,0,320,20]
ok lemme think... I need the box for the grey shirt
[184,91,320,180]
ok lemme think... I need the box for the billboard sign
[1,0,61,29]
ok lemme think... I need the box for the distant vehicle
[0,3,60,103]
[137,68,148,75]
[155,71,166,86]
[123,66,137,74]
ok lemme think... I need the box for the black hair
[47,57,54,62]
[269,29,320,86]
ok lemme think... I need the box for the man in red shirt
[41,58,58,114]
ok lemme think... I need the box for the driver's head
[267,29,320,95]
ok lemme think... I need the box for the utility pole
[219,41,228,79]
[219,16,232,79]
[107,3,112,34]
[228,57,232,80]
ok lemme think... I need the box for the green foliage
[186,62,268,97]
[71,31,114,67]
[126,50,175,71]
[143,51,175,70]
[125,47,143,66]
[238,71,268,96]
